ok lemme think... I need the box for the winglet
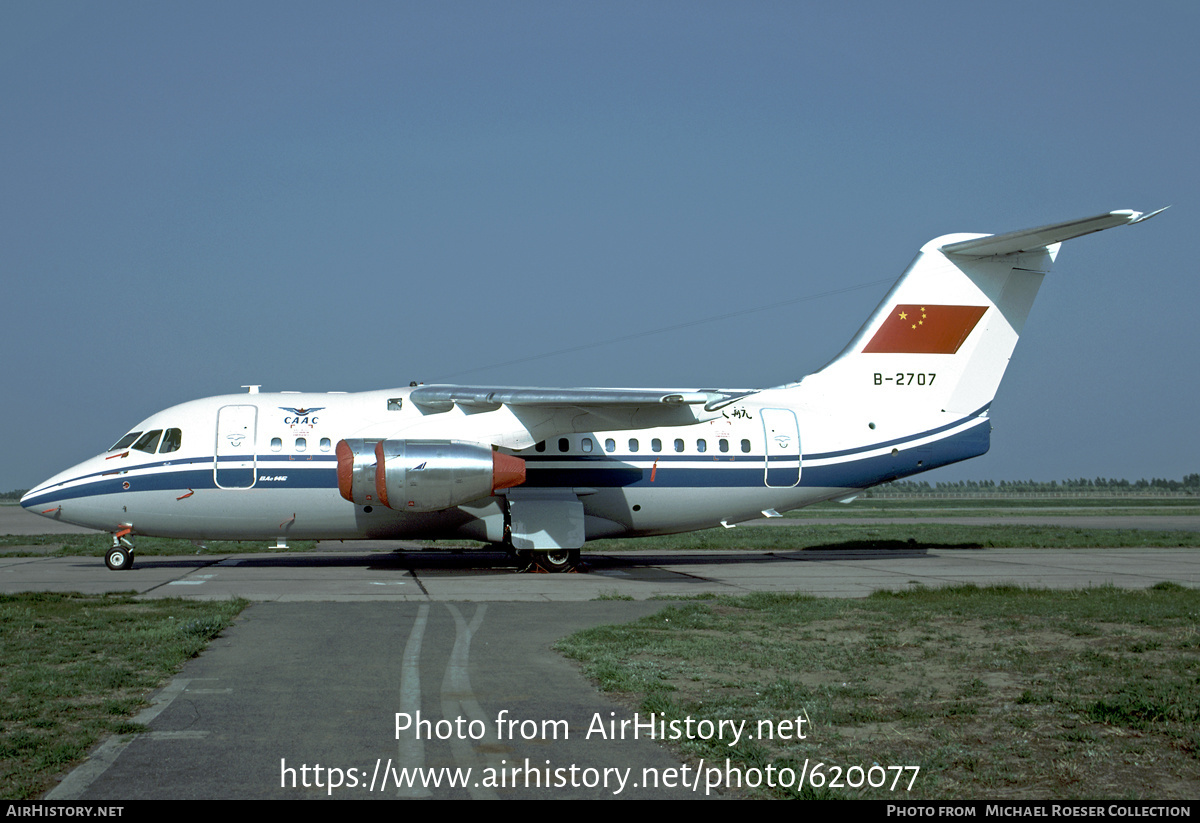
[1130,206,1169,224]
[940,208,1166,258]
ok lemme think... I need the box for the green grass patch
[799,497,1200,513]
[0,533,498,557]
[556,584,1200,799]
[0,592,248,799]
[587,522,1197,552]
[0,533,321,556]
[5,494,1196,557]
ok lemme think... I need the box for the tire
[535,549,579,573]
[105,547,133,571]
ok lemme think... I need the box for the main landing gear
[105,532,135,571]
[513,548,581,573]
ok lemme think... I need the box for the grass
[0,533,320,557]
[1,522,1194,562]
[0,592,248,799]
[588,522,1198,551]
[788,497,1200,516]
[556,583,1200,800]
[3,495,1196,558]
[3,523,1194,561]
[801,496,1200,509]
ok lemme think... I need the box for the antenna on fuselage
[242,385,261,394]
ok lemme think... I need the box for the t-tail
[788,208,1165,486]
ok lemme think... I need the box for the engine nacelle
[337,438,525,512]
[336,438,383,506]
[376,439,526,512]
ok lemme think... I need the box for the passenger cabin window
[652,438,662,453]
[697,439,707,453]
[581,437,593,453]
[320,437,332,451]
[132,430,162,454]
[109,432,142,451]
[558,438,569,452]
[719,439,729,453]
[159,428,182,454]
[674,438,684,453]
[535,441,546,453]
[605,438,615,452]
[741,439,751,453]
[628,438,639,453]
[295,437,307,452]
[271,437,283,452]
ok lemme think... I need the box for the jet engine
[336,438,525,512]
[335,438,381,506]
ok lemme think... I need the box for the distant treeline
[874,474,1200,495]
[2,490,30,501]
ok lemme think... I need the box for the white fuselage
[23,209,1154,552]
[18,383,989,544]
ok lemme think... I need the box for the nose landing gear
[105,528,135,571]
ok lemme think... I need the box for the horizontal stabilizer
[941,208,1165,258]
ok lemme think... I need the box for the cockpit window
[132,430,163,454]
[159,428,182,454]
[109,431,142,451]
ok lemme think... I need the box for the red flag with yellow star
[862,304,988,354]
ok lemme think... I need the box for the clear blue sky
[2,1,1195,492]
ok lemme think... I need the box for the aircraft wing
[941,208,1167,258]
[409,385,754,412]
[403,385,759,447]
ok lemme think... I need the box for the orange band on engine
[491,452,526,492]
[374,440,390,508]
[335,440,355,502]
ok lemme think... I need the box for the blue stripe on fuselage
[522,419,987,489]
[20,463,336,507]
[23,420,989,508]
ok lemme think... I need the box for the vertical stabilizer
[790,209,1159,478]
[825,239,1054,417]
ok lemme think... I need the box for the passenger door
[214,405,257,489]
[762,408,801,487]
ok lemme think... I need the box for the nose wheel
[106,532,135,571]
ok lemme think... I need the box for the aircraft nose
[19,461,86,515]
[20,481,57,515]
[18,461,112,531]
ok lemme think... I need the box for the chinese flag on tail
[862,305,988,354]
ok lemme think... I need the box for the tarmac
[4,502,1197,799]
[3,502,1196,601]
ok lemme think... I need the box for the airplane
[21,208,1165,572]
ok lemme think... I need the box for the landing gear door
[507,489,585,550]
[762,408,801,488]
[215,405,257,489]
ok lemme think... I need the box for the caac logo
[280,407,325,425]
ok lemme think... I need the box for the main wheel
[105,547,133,571]
[535,549,580,573]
